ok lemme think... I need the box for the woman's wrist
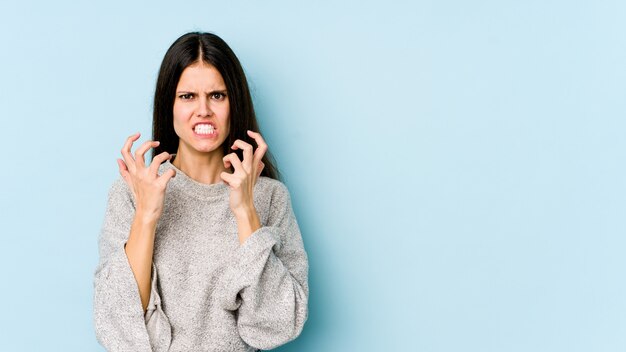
[135,208,160,226]
[234,205,261,244]
[233,202,257,219]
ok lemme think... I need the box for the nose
[196,96,212,117]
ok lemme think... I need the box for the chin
[180,137,224,155]
[196,145,223,154]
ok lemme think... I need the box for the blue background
[0,1,624,351]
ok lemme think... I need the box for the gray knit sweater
[93,160,309,351]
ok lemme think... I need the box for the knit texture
[93,159,309,351]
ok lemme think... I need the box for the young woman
[93,32,309,352]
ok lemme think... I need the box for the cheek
[172,105,188,135]
[173,103,186,120]
[216,103,229,118]
[214,104,229,125]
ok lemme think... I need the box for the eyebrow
[176,89,227,94]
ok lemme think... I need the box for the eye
[211,92,227,100]
[179,93,194,100]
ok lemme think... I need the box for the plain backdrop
[0,1,624,351]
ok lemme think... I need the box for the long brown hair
[151,32,281,181]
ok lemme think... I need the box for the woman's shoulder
[108,176,131,194]
[257,176,289,194]
[256,176,293,207]
[105,177,134,206]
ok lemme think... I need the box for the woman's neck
[172,147,229,185]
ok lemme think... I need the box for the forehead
[176,62,226,90]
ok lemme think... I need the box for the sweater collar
[160,156,229,199]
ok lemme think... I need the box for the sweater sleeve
[221,181,309,350]
[93,178,172,352]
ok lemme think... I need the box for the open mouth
[193,123,216,136]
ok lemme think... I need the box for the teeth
[194,124,215,135]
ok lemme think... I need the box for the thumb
[157,168,176,187]
[117,158,134,189]
[256,161,265,178]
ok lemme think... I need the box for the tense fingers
[116,132,175,221]
[121,132,141,173]
[223,153,243,174]
[246,130,268,167]
[117,158,130,181]
[156,168,176,188]
[220,171,237,189]
[135,140,160,169]
[230,140,253,171]
[257,161,265,178]
[149,151,172,175]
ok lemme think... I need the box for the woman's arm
[117,133,176,312]
[94,179,156,352]
[220,129,266,245]
[93,133,175,352]
[125,211,159,312]
[221,182,309,350]
[219,131,308,349]
[233,205,262,244]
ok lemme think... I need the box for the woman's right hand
[117,132,176,223]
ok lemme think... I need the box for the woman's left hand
[220,130,267,214]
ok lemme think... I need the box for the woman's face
[173,61,230,157]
